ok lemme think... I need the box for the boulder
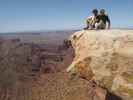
[67,29,133,100]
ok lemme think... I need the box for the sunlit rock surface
[67,29,133,100]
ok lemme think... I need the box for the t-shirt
[87,15,100,25]
[98,15,110,24]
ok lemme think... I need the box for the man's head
[100,9,106,15]
[92,9,98,16]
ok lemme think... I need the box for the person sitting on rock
[84,9,100,30]
[95,9,111,29]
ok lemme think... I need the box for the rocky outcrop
[67,29,133,100]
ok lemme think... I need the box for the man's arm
[106,16,111,29]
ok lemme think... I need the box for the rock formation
[67,29,133,100]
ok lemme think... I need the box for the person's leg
[95,21,106,29]
[84,19,90,30]
[100,21,106,29]
[84,18,95,30]
[95,22,100,29]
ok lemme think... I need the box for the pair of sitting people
[84,9,111,30]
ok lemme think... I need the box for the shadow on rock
[106,91,123,100]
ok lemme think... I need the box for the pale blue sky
[0,0,133,32]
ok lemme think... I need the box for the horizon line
[0,27,133,34]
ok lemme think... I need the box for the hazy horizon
[0,0,133,33]
[1,27,133,34]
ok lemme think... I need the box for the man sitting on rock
[95,9,111,29]
[84,9,100,30]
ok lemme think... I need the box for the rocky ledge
[67,29,133,100]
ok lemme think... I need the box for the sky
[0,0,133,33]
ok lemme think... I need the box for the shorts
[95,20,106,29]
